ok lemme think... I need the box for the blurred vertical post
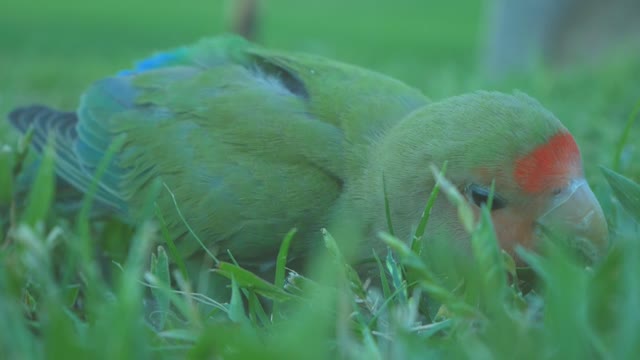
[485,0,640,78]
[229,0,259,41]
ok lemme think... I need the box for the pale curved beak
[536,179,609,263]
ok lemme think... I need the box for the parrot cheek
[491,210,537,260]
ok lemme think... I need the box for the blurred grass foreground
[2,0,640,359]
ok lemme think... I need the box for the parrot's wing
[245,46,430,145]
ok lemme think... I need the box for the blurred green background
[1,0,483,109]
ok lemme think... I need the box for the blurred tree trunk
[229,0,259,41]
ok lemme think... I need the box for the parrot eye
[466,184,507,211]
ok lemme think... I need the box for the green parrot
[7,35,608,273]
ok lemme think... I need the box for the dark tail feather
[8,105,78,152]
[7,106,90,215]
[8,105,85,188]
[7,105,126,213]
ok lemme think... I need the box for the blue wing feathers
[116,35,251,76]
[118,50,185,76]
[8,106,127,211]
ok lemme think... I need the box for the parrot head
[371,91,608,264]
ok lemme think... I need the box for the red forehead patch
[513,132,581,193]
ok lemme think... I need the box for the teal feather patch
[8,106,127,212]
[118,49,186,76]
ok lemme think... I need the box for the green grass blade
[21,141,55,227]
[373,250,392,300]
[0,144,15,205]
[411,160,447,254]
[273,228,297,318]
[154,204,189,280]
[382,172,395,236]
[215,262,296,302]
[150,245,171,330]
[601,166,640,223]
[613,98,640,172]
[228,275,250,325]
[162,182,219,264]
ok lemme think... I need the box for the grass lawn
[2,0,640,359]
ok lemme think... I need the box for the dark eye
[467,184,507,211]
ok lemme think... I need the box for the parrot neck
[340,110,438,255]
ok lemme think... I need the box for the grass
[2,0,640,359]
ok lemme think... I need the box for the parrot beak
[535,179,609,263]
